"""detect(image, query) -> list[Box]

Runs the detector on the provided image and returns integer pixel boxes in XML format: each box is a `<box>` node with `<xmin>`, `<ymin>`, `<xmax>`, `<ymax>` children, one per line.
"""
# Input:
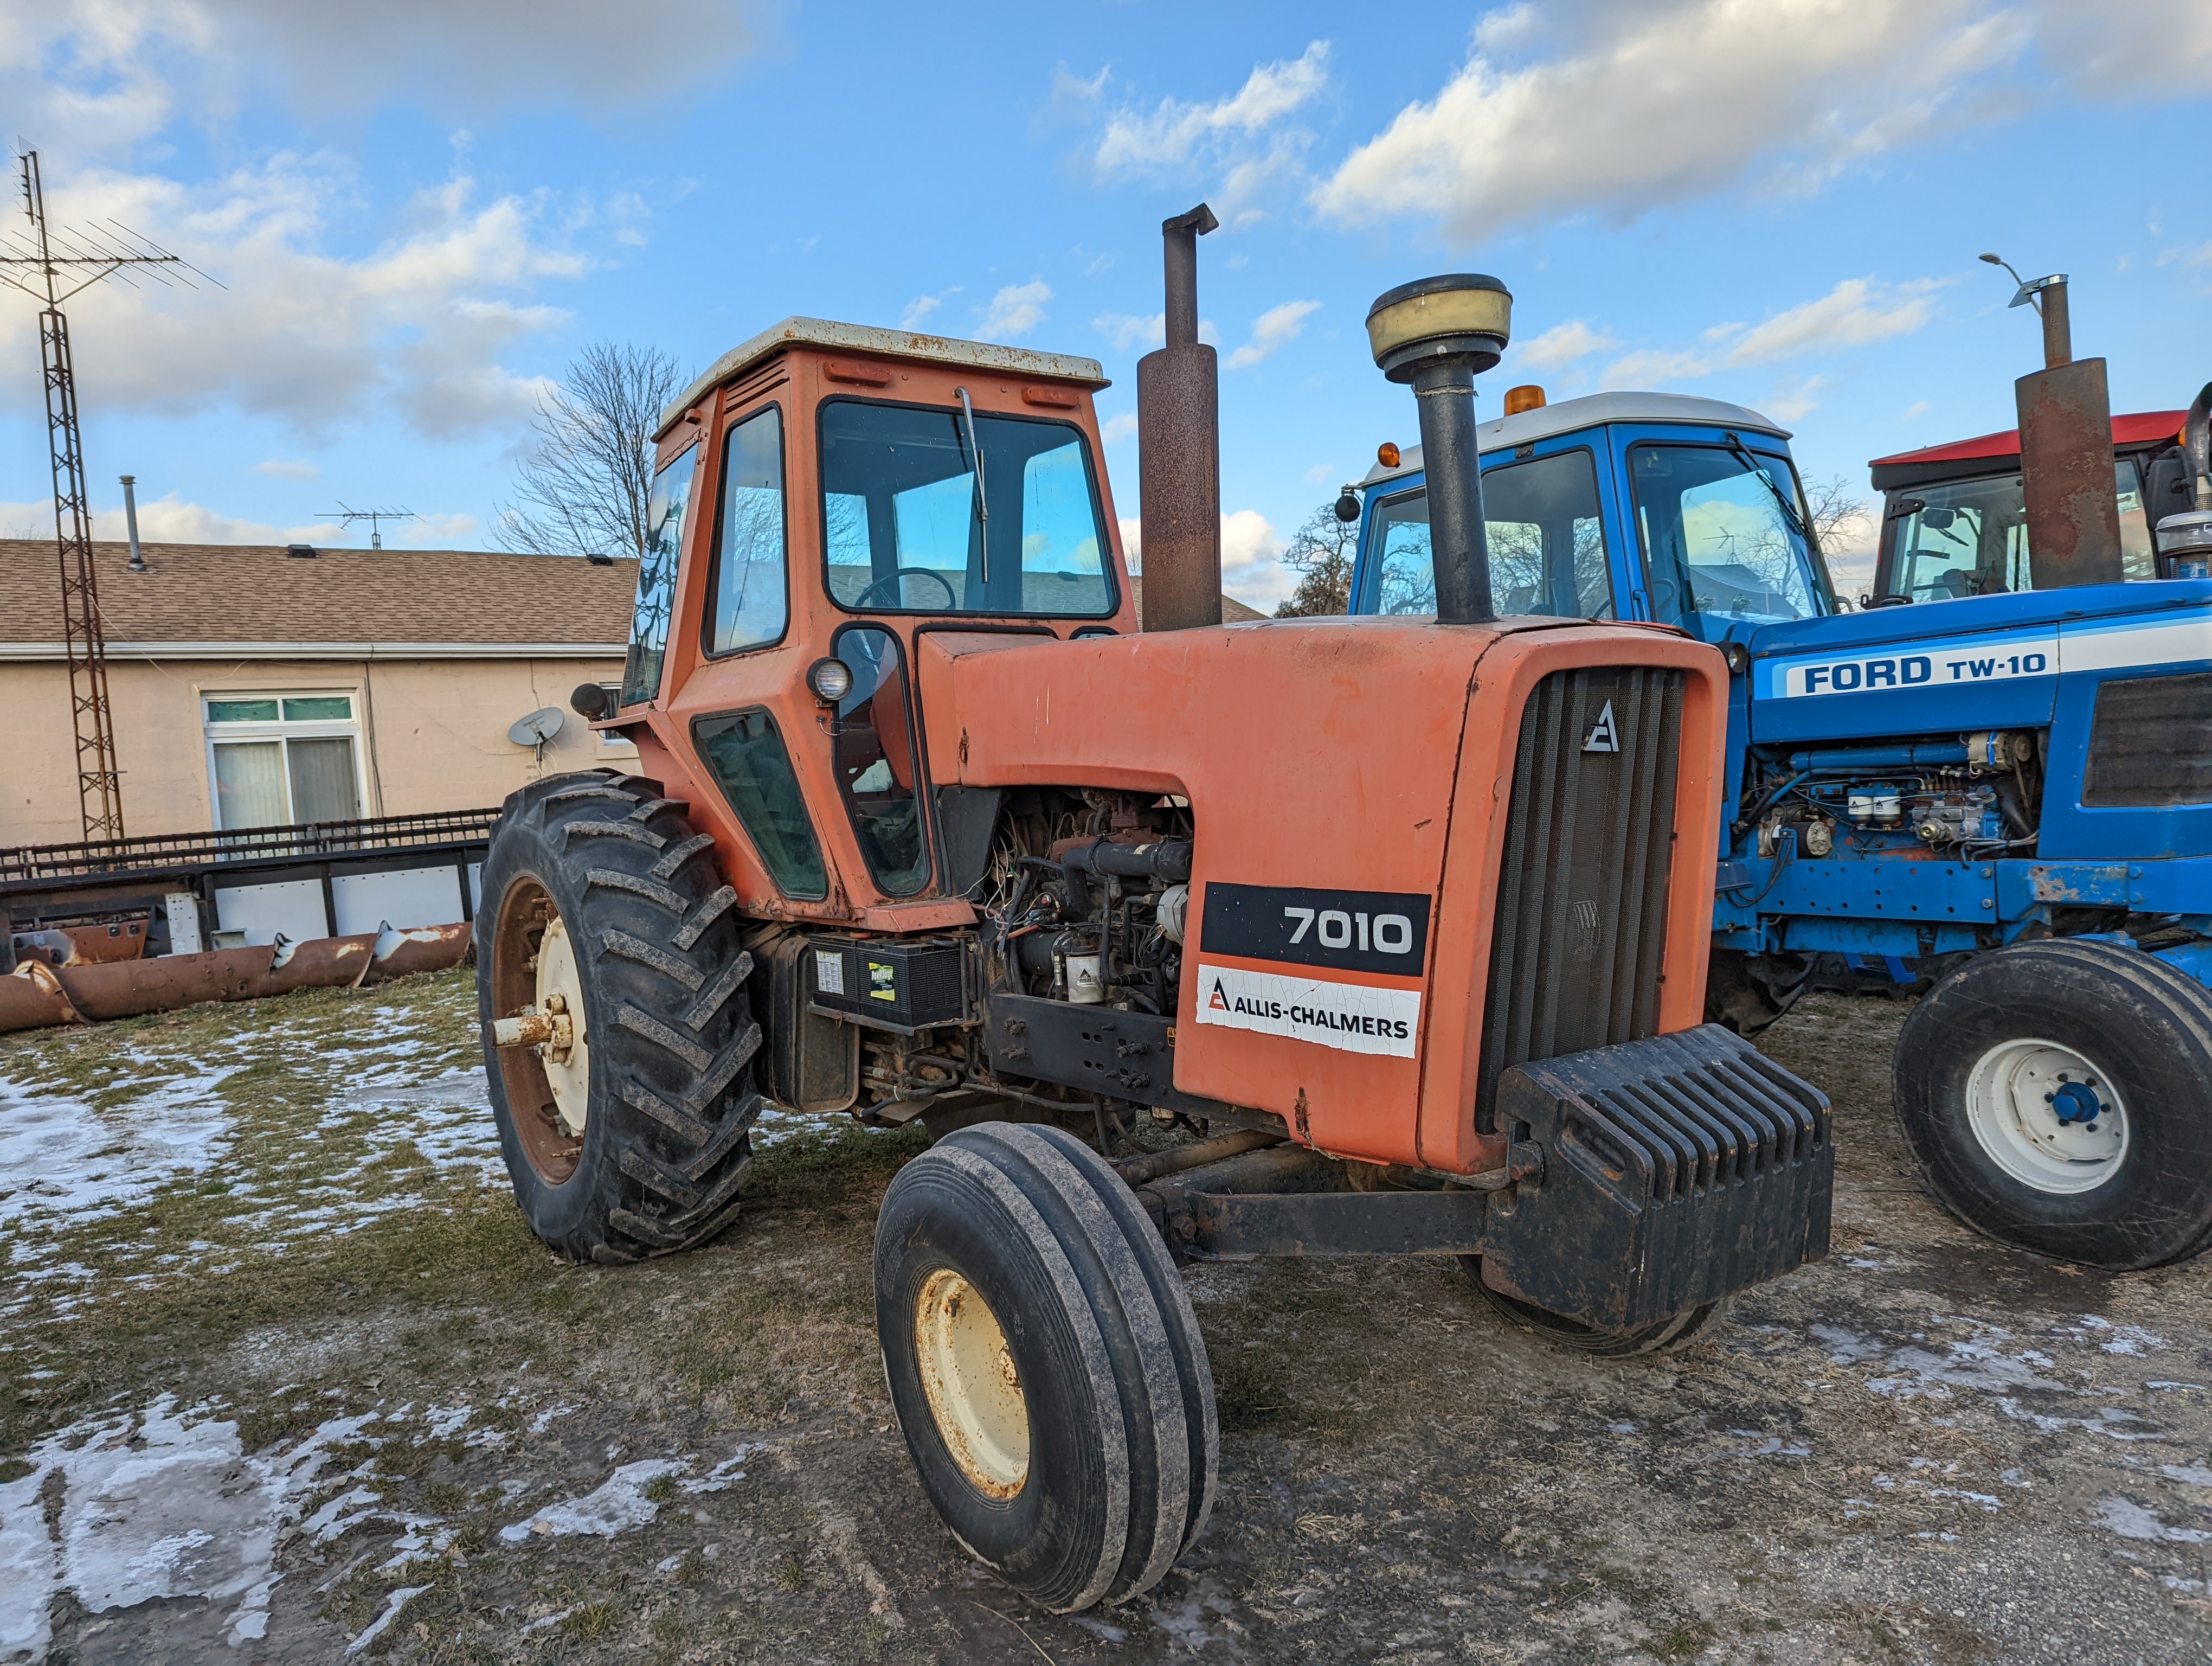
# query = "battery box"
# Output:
<box><xmin>806</xmin><ymin>935</ymin><xmax>972</xmax><ymax>1033</ymax></box>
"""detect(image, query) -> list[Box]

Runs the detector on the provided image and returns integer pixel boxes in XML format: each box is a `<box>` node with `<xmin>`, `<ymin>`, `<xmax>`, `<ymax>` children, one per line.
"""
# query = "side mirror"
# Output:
<box><xmin>1333</xmin><ymin>487</ymin><xmax>1360</xmax><ymax>524</ymax></box>
<box><xmin>570</xmin><ymin>683</ymin><xmax>614</xmax><ymax>721</ymax></box>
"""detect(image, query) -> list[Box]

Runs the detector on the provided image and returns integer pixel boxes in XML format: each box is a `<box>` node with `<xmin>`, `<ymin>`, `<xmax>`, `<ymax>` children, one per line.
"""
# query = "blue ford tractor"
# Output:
<box><xmin>1336</xmin><ymin>281</ymin><xmax>2212</xmax><ymax>1271</ymax></box>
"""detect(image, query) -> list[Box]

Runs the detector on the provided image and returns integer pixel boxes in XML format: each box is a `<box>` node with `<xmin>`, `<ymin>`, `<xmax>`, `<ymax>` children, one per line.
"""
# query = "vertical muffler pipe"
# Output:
<box><xmin>1365</xmin><ymin>275</ymin><xmax>1513</xmax><ymax>624</ymax></box>
<box><xmin>2008</xmin><ymin>274</ymin><xmax>2124</xmax><ymax>588</ymax></box>
<box><xmin>1136</xmin><ymin>203</ymin><xmax>1221</xmax><ymax>631</ymax></box>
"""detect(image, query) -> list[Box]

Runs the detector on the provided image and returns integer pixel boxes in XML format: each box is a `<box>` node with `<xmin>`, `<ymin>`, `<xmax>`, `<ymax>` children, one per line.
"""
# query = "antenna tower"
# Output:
<box><xmin>0</xmin><ymin>149</ymin><xmax>216</xmax><ymax>839</ymax></box>
<box><xmin>318</xmin><ymin>503</ymin><xmax>419</xmax><ymax>550</ymax></box>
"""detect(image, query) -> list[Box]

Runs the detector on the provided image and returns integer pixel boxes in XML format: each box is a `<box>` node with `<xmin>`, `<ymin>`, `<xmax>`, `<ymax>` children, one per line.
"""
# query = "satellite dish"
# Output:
<box><xmin>509</xmin><ymin>707</ymin><xmax>565</xmax><ymax>747</ymax></box>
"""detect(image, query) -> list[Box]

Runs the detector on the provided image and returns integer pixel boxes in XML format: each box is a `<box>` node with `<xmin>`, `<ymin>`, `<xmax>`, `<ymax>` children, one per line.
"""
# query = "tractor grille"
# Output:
<box><xmin>1477</xmin><ymin>665</ymin><xmax>1686</xmax><ymax>1126</ymax></box>
<box><xmin>2084</xmin><ymin>671</ymin><xmax>2212</xmax><ymax>808</ymax></box>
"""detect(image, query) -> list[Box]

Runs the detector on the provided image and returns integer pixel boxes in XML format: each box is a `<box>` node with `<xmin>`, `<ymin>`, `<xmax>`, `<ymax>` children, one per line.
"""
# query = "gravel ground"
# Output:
<box><xmin>2</xmin><ymin>970</ymin><xmax>2208</xmax><ymax>1664</ymax></box>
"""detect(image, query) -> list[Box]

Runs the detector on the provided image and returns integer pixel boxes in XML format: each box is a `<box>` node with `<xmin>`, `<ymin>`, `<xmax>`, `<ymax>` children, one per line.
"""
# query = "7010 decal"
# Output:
<box><xmin>1203</xmin><ymin>882</ymin><xmax>1431</xmax><ymax>977</ymax></box>
<box><xmin>1283</xmin><ymin>906</ymin><xmax>1417</xmax><ymax>956</ymax></box>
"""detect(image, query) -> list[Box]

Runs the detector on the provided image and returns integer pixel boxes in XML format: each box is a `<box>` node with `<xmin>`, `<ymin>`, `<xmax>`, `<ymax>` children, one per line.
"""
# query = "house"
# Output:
<box><xmin>0</xmin><ymin>541</ymin><xmax>638</xmax><ymax>849</ymax></box>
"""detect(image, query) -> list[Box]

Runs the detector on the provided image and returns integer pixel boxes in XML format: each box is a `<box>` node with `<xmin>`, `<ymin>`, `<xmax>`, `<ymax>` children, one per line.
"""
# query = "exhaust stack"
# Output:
<box><xmin>1136</xmin><ymin>204</ymin><xmax>1220</xmax><ymax>632</ymax></box>
<box><xmin>1985</xmin><ymin>264</ymin><xmax>2125</xmax><ymax>588</ymax></box>
<box><xmin>1366</xmin><ymin>275</ymin><xmax>1513</xmax><ymax>625</ymax></box>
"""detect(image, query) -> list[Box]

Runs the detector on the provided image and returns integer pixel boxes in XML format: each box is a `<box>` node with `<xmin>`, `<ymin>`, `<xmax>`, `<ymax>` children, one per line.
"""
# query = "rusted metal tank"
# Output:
<box><xmin>0</xmin><ymin>921</ymin><xmax>472</xmax><ymax>1034</ymax></box>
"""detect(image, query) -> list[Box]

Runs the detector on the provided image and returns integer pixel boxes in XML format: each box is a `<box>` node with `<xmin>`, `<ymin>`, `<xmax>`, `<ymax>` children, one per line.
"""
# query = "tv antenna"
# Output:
<box><xmin>0</xmin><ymin>148</ymin><xmax>218</xmax><ymax>840</ymax></box>
<box><xmin>319</xmin><ymin>503</ymin><xmax>418</xmax><ymax>549</ymax></box>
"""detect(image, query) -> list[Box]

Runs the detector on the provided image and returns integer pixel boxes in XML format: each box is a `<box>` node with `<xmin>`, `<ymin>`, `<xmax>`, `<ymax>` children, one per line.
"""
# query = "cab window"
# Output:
<box><xmin>620</xmin><ymin>444</ymin><xmax>698</xmax><ymax>704</ymax></box>
<box><xmin>704</xmin><ymin>405</ymin><xmax>787</xmax><ymax>655</ymax></box>
<box><xmin>692</xmin><ymin>708</ymin><xmax>827</xmax><ymax>899</ymax></box>
<box><xmin>1882</xmin><ymin>459</ymin><xmax>2153</xmax><ymax>601</ymax></box>
<box><xmin>827</xmin><ymin>625</ymin><xmax>930</xmax><ymax>896</ymax></box>
<box><xmin>819</xmin><ymin>400</ymin><xmax>1115</xmax><ymax>617</ymax></box>
<box><xmin>1356</xmin><ymin>448</ymin><xmax>1612</xmax><ymax>618</ymax></box>
<box><xmin>1630</xmin><ymin>444</ymin><xmax>1821</xmax><ymax>626</ymax></box>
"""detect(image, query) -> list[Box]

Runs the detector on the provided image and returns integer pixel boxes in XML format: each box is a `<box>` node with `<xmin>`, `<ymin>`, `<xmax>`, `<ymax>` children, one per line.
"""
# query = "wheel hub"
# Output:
<box><xmin>1965</xmin><ymin>1037</ymin><xmax>2129</xmax><ymax>1195</ymax></box>
<box><xmin>533</xmin><ymin>913</ymin><xmax>591</xmax><ymax>1137</ymax></box>
<box><xmin>912</xmin><ymin>1268</ymin><xmax>1030</xmax><ymax>1499</ymax></box>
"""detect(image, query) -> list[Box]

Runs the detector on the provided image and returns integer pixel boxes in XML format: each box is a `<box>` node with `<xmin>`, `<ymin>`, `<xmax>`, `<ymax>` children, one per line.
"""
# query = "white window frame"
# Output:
<box><xmin>594</xmin><ymin>684</ymin><xmax>638</xmax><ymax>755</ymax></box>
<box><xmin>203</xmin><ymin>690</ymin><xmax>371</xmax><ymax>829</ymax></box>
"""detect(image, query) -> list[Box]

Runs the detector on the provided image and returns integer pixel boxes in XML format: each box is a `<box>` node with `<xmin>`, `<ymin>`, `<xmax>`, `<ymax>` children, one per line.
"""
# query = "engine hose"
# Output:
<box><xmin>1731</xmin><ymin>769</ymin><xmax>1808</xmax><ymax>838</ymax></box>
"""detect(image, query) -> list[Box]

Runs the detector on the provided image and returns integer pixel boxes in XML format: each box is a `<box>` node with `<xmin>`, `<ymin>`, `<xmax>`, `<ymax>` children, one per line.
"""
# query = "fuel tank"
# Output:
<box><xmin>916</xmin><ymin>614</ymin><xmax>1729</xmax><ymax>1174</ymax></box>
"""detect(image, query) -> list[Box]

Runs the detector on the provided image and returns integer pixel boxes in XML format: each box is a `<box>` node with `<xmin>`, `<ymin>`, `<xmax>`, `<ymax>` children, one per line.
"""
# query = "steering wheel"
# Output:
<box><xmin>852</xmin><ymin>567</ymin><xmax>959</xmax><ymax>611</ymax></box>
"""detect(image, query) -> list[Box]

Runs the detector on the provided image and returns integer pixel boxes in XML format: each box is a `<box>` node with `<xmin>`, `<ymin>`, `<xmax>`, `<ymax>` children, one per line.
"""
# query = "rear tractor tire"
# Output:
<box><xmin>477</xmin><ymin>771</ymin><xmax>762</xmax><ymax>1264</ymax></box>
<box><xmin>875</xmin><ymin>1122</ymin><xmax>1218</xmax><ymax>1613</ymax></box>
<box><xmin>1894</xmin><ymin>938</ymin><xmax>2212</xmax><ymax>1270</ymax></box>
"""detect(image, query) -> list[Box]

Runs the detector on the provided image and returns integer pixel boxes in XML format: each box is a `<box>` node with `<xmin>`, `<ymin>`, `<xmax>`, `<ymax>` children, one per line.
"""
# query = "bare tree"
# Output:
<box><xmin>1802</xmin><ymin>471</ymin><xmax>1873</xmax><ymax>561</ymax></box>
<box><xmin>1273</xmin><ymin>499</ymin><xmax>1360</xmax><ymax>617</ymax></box>
<box><xmin>498</xmin><ymin>342</ymin><xmax>684</xmax><ymax>558</ymax></box>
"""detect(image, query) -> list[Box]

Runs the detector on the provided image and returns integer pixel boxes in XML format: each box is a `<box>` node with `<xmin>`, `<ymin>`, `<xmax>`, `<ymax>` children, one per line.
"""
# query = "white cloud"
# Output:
<box><xmin>1220</xmin><ymin>508</ymin><xmax>1293</xmax><ymax>608</ymax></box>
<box><xmin>1763</xmin><ymin>374</ymin><xmax>1828</xmax><ymax>424</ymax></box>
<box><xmin>0</xmin><ymin>155</ymin><xmax>584</xmax><ymax>438</ymax></box>
<box><xmin>1226</xmin><ymin>299</ymin><xmax>1320</xmax><ymax>370</ymax></box>
<box><xmin>1114</xmin><ymin>510</ymin><xmax>1291</xmax><ymax>607</ymax></box>
<box><xmin>978</xmin><ymin>279</ymin><xmax>1051</xmax><ymax>341</ymax></box>
<box><xmin>1303</xmin><ymin>462</ymin><xmax>1336</xmax><ymax>485</ymax></box>
<box><xmin>1513</xmin><ymin>319</ymin><xmax>1620</xmax><ymax>372</ymax></box>
<box><xmin>1722</xmin><ymin>277</ymin><xmax>1942</xmax><ymax>365</ymax></box>
<box><xmin>2035</xmin><ymin>0</ymin><xmax>2212</xmax><ymax>99</ymax></box>
<box><xmin>3</xmin><ymin>492</ymin><xmax>324</xmax><ymax>547</ymax></box>
<box><xmin>1313</xmin><ymin>1</ymin><xmax>2031</xmax><ymax>238</ymax></box>
<box><xmin>1095</xmin><ymin>42</ymin><xmax>1330</xmax><ymax>175</ymax></box>
<box><xmin>1095</xmin><ymin>311</ymin><xmax>1165</xmax><ymax>353</ymax></box>
<box><xmin>1091</xmin><ymin>311</ymin><xmax>1220</xmax><ymax>354</ymax></box>
<box><xmin>1597</xmin><ymin>275</ymin><xmax>1941</xmax><ymax>389</ymax></box>
<box><xmin>1902</xmin><ymin>399</ymin><xmax>1932</xmax><ymax>421</ymax></box>
<box><xmin>251</xmin><ymin>459</ymin><xmax>320</xmax><ymax>480</ymax></box>
<box><xmin>0</xmin><ymin>0</ymin><xmax>771</xmax><ymax>150</ymax></box>
<box><xmin>1600</xmin><ymin>347</ymin><xmax>1713</xmax><ymax>387</ymax></box>
<box><xmin>1101</xmin><ymin>412</ymin><xmax>1139</xmax><ymax>444</ymax></box>
<box><xmin>900</xmin><ymin>288</ymin><xmax>961</xmax><ymax>331</ymax></box>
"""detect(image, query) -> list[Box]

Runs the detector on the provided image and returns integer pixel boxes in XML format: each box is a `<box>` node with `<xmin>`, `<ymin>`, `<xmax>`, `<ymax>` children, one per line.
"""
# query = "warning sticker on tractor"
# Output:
<box><xmin>813</xmin><ymin>950</ymin><xmax>845</xmax><ymax>996</ymax></box>
<box><xmin>1193</xmin><ymin>962</ymin><xmax>1420</xmax><ymax>1058</ymax></box>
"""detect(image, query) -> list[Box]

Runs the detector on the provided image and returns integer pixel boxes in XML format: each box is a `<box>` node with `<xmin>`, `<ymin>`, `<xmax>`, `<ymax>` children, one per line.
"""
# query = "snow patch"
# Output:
<box><xmin>2095</xmin><ymin>1496</ymin><xmax>2211</xmax><ymax>1543</ymax></box>
<box><xmin>499</xmin><ymin>1459</ymin><xmax>686</xmax><ymax>1542</ymax></box>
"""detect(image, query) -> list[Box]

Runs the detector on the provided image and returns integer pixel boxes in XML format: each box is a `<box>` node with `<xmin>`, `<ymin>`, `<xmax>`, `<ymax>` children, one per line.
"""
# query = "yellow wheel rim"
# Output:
<box><xmin>914</xmin><ymin>1268</ymin><xmax>1030</xmax><ymax>1498</ymax></box>
<box><xmin>534</xmin><ymin>912</ymin><xmax>591</xmax><ymax>1137</ymax></box>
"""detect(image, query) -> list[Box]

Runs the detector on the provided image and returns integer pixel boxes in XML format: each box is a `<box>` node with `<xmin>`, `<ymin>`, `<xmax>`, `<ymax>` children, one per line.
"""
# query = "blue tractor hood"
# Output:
<box><xmin>1743</xmin><ymin>579</ymin><xmax>2212</xmax><ymax>747</ymax></box>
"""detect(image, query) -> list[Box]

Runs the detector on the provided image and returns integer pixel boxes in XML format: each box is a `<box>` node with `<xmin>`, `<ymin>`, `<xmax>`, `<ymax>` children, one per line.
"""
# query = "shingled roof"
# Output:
<box><xmin>0</xmin><ymin>541</ymin><xmax>638</xmax><ymax>657</ymax></box>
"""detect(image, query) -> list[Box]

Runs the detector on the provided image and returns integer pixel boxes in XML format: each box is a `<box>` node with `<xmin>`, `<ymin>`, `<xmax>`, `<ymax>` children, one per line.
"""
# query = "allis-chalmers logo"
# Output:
<box><xmin>1582</xmin><ymin>699</ymin><xmax>1621</xmax><ymax>753</ymax></box>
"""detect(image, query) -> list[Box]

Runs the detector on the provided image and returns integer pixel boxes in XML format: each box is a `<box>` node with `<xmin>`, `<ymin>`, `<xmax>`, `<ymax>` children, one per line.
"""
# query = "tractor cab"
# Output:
<box><xmin>1867</xmin><ymin>408</ymin><xmax>2192</xmax><ymax>601</ymax></box>
<box><xmin>1343</xmin><ymin>389</ymin><xmax>1835</xmax><ymax>649</ymax></box>
<box><xmin>590</xmin><ymin>318</ymin><xmax>1134</xmax><ymax>925</ymax></box>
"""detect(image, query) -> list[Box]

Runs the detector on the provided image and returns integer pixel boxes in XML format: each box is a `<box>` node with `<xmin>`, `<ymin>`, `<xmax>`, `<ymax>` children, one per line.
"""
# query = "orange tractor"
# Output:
<box><xmin>478</xmin><ymin>207</ymin><xmax>1833</xmax><ymax>1611</ymax></box>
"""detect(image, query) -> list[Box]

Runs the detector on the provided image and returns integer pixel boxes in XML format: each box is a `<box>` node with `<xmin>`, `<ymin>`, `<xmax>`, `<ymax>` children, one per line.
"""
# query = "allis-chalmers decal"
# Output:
<box><xmin>1194</xmin><ymin>963</ymin><xmax>1422</xmax><ymax>1058</ymax></box>
<box><xmin>1195</xmin><ymin>883</ymin><xmax>1429</xmax><ymax>1057</ymax></box>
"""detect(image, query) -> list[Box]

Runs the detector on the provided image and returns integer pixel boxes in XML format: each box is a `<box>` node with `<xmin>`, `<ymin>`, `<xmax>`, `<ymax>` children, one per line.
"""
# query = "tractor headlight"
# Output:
<box><xmin>808</xmin><ymin>657</ymin><xmax>854</xmax><ymax>704</ymax></box>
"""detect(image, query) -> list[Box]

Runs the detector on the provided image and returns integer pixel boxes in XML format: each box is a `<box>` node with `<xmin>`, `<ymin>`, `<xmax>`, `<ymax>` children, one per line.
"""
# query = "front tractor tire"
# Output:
<box><xmin>478</xmin><ymin>772</ymin><xmax>761</xmax><ymax>1264</ymax></box>
<box><xmin>1894</xmin><ymin>938</ymin><xmax>2212</xmax><ymax>1270</ymax></box>
<box><xmin>875</xmin><ymin>1123</ymin><xmax>1218</xmax><ymax>1613</ymax></box>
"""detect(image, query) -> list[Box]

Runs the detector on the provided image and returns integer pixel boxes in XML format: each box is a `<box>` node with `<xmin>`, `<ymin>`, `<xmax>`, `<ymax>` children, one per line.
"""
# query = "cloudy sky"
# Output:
<box><xmin>3</xmin><ymin>0</ymin><xmax>2208</xmax><ymax>606</ymax></box>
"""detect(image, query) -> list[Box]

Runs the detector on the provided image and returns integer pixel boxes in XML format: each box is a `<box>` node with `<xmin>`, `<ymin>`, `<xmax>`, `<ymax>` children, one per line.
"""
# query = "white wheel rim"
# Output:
<box><xmin>1964</xmin><ymin>1036</ymin><xmax>2129</xmax><ymax>1195</ymax></box>
<box><xmin>914</xmin><ymin>1268</ymin><xmax>1030</xmax><ymax>1498</ymax></box>
<box><xmin>535</xmin><ymin>912</ymin><xmax>591</xmax><ymax>1137</ymax></box>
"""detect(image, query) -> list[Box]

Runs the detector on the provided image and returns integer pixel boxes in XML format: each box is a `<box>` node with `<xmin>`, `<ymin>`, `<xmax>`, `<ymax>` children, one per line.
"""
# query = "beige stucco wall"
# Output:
<box><xmin>1</xmin><ymin>655</ymin><xmax>628</xmax><ymax>848</ymax></box>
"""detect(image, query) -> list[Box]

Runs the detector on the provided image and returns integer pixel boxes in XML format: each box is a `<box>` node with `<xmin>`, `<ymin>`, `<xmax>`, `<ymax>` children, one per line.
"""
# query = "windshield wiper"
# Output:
<box><xmin>1724</xmin><ymin>433</ymin><xmax>1811</xmax><ymax>547</ymax></box>
<box><xmin>955</xmin><ymin>386</ymin><xmax>990</xmax><ymax>584</ymax></box>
